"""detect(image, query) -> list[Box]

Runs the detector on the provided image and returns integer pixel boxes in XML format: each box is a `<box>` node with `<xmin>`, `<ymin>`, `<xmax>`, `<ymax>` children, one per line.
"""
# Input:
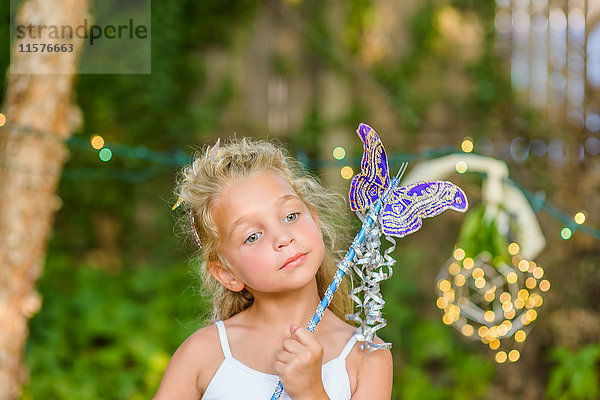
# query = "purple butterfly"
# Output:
<box><xmin>349</xmin><ymin>123</ymin><xmax>468</xmax><ymax>238</ymax></box>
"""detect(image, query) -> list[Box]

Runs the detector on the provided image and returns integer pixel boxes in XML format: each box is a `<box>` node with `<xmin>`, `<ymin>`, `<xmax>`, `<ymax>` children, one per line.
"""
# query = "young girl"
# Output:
<box><xmin>154</xmin><ymin>138</ymin><xmax>393</xmax><ymax>399</ymax></box>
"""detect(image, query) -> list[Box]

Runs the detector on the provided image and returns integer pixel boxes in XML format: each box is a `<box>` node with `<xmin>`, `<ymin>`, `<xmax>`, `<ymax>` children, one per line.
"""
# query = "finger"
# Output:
<box><xmin>290</xmin><ymin>323</ymin><xmax>299</xmax><ymax>335</ymax></box>
<box><xmin>272</xmin><ymin>359</ymin><xmax>285</xmax><ymax>375</ymax></box>
<box><xmin>274</xmin><ymin>349</ymin><xmax>294</xmax><ymax>363</ymax></box>
<box><xmin>282</xmin><ymin>337</ymin><xmax>304</xmax><ymax>353</ymax></box>
<box><xmin>290</xmin><ymin>326</ymin><xmax>317</xmax><ymax>346</ymax></box>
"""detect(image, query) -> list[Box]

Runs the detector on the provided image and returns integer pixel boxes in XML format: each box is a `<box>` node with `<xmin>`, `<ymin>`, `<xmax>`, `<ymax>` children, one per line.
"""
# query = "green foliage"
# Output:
<box><xmin>22</xmin><ymin>255</ymin><xmax>207</xmax><ymax>400</ymax></box>
<box><xmin>457</xmin><ymin>204</ymin><xmax>509</xmax><ymax>263</ymax></box>
<box><xmin>546</xmin><ymin>345</ymin><xmax>600</xmax><ymax>400</ymax></box>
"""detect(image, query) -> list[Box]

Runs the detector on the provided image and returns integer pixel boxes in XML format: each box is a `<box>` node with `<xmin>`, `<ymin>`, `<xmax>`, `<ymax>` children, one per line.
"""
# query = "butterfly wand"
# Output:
<box><xmin>270</xmin><ymin>123</ymin><xmax>468</xmax><ymax>400</ymax></box>
<box><xmin>270</xmin><ymin>163</ymin><xmax>408</xmax><ymax>400</ymax></box>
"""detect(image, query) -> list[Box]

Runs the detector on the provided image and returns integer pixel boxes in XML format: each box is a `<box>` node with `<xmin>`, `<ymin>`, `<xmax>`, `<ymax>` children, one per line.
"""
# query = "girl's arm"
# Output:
<box><xmin>351</xmin><ymin>343</ymin><xmax>393</xmax><ymax>400</ymax></box>
<box><xmin>153</xmin><ymin>327</ymin><xmax>221</xmax><ymax>400</ymax></box>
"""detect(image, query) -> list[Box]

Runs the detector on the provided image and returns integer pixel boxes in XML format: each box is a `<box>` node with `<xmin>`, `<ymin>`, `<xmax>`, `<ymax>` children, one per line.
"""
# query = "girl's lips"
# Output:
<box><xmin>281</xmin><ymin>253</ymin><xmax>307</xmax><ymax>270</ymax></box>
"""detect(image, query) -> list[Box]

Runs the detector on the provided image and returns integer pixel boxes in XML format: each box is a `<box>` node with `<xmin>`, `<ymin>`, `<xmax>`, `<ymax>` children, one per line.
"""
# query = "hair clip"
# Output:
<box><xmin>172</xmin><ymin>196</ymin><xmax>184</xmax><ymax>210</ymax></box>
<box><xmin>209</xmin><ymin>137</ymin><xmax>221</xmax><ymax>157</ymax></box>
<box><xmin>190</xmin><ymin>210</ymin><xmax>203</xmax><ymax>249</ymax></box>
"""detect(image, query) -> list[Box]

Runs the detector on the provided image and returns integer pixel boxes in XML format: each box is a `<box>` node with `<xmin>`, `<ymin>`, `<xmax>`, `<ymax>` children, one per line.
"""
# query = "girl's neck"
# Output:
<box><xmin>242</xmin><ymin>280</ymin><xmax>321</xmax><ymax>331</ymax></box>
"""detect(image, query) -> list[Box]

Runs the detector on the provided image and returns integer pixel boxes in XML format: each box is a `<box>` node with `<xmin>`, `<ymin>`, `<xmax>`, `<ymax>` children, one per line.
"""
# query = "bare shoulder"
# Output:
<box><xmin>318</xmin><ymin>311</ymin><xmax>359</xmax><ymax>354</ymax></box>
<box><xmin>153</xmin><ymin>324</ymin><xmax>224</xmax><ymax>400</ymax></box>
<box><xmin>346</xmin><ymin>335</ymin><xmax>393</xmax><ymax>400</ymax></box>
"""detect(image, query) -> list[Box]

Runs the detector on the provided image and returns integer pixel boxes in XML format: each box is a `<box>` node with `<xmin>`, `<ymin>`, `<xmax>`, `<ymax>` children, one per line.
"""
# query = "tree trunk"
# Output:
<box><xmin>0</xmin><ymin>0</ymin><xmax>90</xmax><ymax>398</ymax></box>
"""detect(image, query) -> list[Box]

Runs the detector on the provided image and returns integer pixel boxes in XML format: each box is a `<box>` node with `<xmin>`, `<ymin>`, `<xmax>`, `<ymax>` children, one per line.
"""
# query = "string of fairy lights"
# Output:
<box><xmin>0</xmin><ymin>113</ymin><xmax>598</xmax><ymax>241</ymax></box>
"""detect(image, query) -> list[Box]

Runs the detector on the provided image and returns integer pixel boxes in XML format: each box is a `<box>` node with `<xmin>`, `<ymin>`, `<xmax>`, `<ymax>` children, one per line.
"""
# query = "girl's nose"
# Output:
<box><xmin>274</xmin><ymin>229</ymin><xmax>294</xmax><ymax>249</ymax></box>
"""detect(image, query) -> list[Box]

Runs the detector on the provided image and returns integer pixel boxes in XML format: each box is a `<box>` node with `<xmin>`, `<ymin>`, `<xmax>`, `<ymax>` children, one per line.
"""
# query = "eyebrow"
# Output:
<box><xmin>228</xmin><ymin>194</ymin><xmax>301</xmax><ymax>238</ymax></box>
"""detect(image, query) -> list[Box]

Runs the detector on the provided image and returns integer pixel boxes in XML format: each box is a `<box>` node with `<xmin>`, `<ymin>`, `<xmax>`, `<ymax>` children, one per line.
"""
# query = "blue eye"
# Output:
<box><xmin>286</xmin><ymin>213</ymin><xmax>298</xmax><ymax>222</ymax></box>
<box><xmin>245</xmin><ymin>232</ymin><xmax>261</xmax><ymax>244</ymax></box>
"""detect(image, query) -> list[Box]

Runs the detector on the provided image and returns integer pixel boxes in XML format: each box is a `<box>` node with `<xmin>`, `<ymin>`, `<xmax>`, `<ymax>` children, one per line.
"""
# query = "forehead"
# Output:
<box><xmin>212</xmin><ymin>172</ymin><xmax>299</xmax><ymax>228</ymax></box>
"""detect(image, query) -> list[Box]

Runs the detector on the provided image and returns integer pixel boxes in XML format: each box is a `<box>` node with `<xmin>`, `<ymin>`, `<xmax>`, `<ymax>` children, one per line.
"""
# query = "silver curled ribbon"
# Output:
<box><xmin>345</xmin><ymin>209</ymin><xmax>397</xmax><ymax>351</ymax></box>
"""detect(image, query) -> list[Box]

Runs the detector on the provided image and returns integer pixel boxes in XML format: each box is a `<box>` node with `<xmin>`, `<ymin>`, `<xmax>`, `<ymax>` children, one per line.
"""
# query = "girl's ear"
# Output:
<box><xmin>208</xmin><ymin>261</ymin><xmax>245</xmax><ymax>292</ymax></box>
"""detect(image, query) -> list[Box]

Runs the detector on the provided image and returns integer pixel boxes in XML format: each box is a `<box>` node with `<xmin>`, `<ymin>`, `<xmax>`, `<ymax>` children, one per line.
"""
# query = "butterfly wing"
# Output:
<box><xmin>381</xmin><ymin>181</ymin><xmax>468</xmax><ymax>237</ymax></box>
<box><xmin>349</xmin><ymin>123</ymin><xmax>391</xmax><ymax>211</ymax></box>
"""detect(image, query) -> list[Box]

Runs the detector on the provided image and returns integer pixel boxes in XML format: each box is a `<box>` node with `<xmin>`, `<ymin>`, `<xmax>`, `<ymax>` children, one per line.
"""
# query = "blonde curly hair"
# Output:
<box><xmin>174</xmin><ymin>137</ymin><xmax>352</xmax><ymax>322</ymax></box>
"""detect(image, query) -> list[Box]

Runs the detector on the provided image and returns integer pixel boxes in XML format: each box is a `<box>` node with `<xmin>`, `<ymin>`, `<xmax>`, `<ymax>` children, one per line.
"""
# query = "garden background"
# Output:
<box><xmin>1</xmin><ymin>0</ymin><xmax>599</xmax><ymax>399</ymax></box>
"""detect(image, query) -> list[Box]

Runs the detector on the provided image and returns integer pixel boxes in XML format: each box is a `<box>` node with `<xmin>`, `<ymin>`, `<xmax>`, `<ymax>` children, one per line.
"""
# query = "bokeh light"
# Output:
<box><xmin>0</xmin><ymin>113</ymin><xmax>6</xmax><ymax>127</ymax></box>
<box><xmin>508</xmin><ymin>349</ymin><xmax>520</xmax><ymax>362</ymax></box>
<box><xmin>340</xmin><ymin>166</ymin><xmax>353</xmax><ymax>179</ymax></box>
<box><xmin>453</xmin><ymin>248</ymin><xmax>466</xmax><ymax>260</ymax></box>
<box><xmin>574</xmin><ymin>212</ymin><xmax>586</xmax><ymax>224</ymax></box>
<box><xmin>455</xmin><ymin>160</ymin><xmax>468</xmax><ymax>173</ymax></box>
<box><xmin>91</xmin><ymin>135</ymin><xmax>105</xmax><ymax>150</ymax></box>
<box><xmin>496</xmin><ymin>351</ymin><xmax>507</xmax><ymax>363</ymax></box>
<box><xmin>461</xmin><ymin>138</ymin><xmax>474</xmax><ymax>153</ymax></box>
<box><xmin>560</xmin><ymin>227</ymin><xmax>572</xmax><ymax>239</ymax></box>
<box><xmin>99</xmin><ymin>148</ymin><xmax>113</xmax><ymax>162</ymax></box>
<box><xmin>508</xmin><ymin>242</ymin><xmax>520</xmax><ymax>255</ymax></box>
<box><xmin>332</xmin><ymin>146</ymin><xmax>346</xmax><ymax>160</ymax></box>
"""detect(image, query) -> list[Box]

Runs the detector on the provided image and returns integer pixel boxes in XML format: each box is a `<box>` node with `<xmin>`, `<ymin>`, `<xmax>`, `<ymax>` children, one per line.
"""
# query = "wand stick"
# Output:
<box><xmin>269</xmin><ymin>162</ymin><xmax>408</xmax><ymax>400</ymax></box>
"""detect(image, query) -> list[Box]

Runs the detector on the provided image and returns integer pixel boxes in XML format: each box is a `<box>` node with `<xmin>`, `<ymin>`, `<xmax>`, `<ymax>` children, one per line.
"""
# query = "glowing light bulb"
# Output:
<box><xmin>340</xmin><ymin>166</ymin><xmax>354</xmax><ymax>180</ymax></box>
<box><xmin>442</xmin><ymin>313</ymin><xmax>454</xmax><ymax>325</ymax></box>
<box><xmin>478</xmin><ymin>326</ymin><xmax>489</xmax><ymax>337</ymax></box>
<box><xmin>456</xmin><ymin>161</ymin><xmax>468</xmax><ymax>173</ymax></box>
<box><xmin>526</xmin><ymin>309</ymin><xmax>537</xmax><ymax>321</ymax></box>
<box><xmin>443</xmin><ymin>289</ymin><xmax>455</xmax><ymax>302</ymax></box>
<box><xmin>463</xmin><ymin>257</ymin><xmax>474</xmax><ymax>269</ymax></box>
<box><xmin>454</xmin><ymin>274</ymin><xmax>466</xmax><ymax>286</ymax></box>
<box><xmin>499</xmin><ymin>292</ymin><xmax>511</xmax><ymax>303</ymax></box>
<box><xmin>461</xmin><ymin>138</ymin><xmax>474</xmax><ymax>153</ymax></box>
<box><xmin>438</xmin><ymin>279</ymin><xmax>451</xmax><ymax>292</ymax></box>
<box><xmin>497</xmin><ymin>325</ymin><xmax>508</xmax><ymax>336</ymax></box>
<box><xmin>99</xmin><ymin>148</ymin><xmax>112</xmax><ymax>162</ymax></box>
<box><xmin>461</xmin><ymin>324</ymin><xmax>474</xmax><ymax>336</ymax></box>
<box><xmin>332</xmin><ymin>146</ymin><xmax>346</xmax><ymax>160</ymax></box>
<box><xmin>508</xmin><ymin>243</ymin><xmax>520</xmax><ymax>255</ymax></box>
<box><xmin>496</xmin><ymin>351</ymin><xmax>507</xmax><ymax>363</ymax></box>
<box><xmin>518</xmin><ymin>260</ymin><xmax>529</xmax><ymax>272</ymax></box>
<box><xmin>514</xmin><ymin>298</ymin><xmax>525</xmax><ymax>309</ymax></box>
<box><xmin>453</xmin><ymin>248</ymin><xmax>465</xmax><ymax>260</ymax></box>
<box><xmin>91</xmin><ymin>134</ymin><xmax>105</xmax><ymax>150</ymax></box>
<box><xmin>448</xmin><ymin>262</ymin><xmax>461</xmax><ymax>275</ymax></box>
<box><xmin>574</xmin><ymin>212</ymin><xmax>585</xmax><ymax>224</ymax></box>
<box><xmin>472</xmin><ymin>268</ymin><xmax>484</xmax><ymax>279</ymax></box>
<box><xmin>508</xmin><ymin>349</ymin><xmax>520</xmax><ymax>362</ymax></box>
<box><xmin>436</xmin><ymin>297</ymin><xmax>448</xmax><ymax>309</ymax></box>
<box><xmin>518</xmin><ymin>289</ymin><xmax>529</xmax><ymax>300</ymax></box>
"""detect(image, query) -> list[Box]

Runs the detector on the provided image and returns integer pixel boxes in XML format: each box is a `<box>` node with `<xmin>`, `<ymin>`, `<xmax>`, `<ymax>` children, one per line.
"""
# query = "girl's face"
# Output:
<box><xmin>211</xmin><ymin>172</ymin><xmax>325</xmax><ymax>294</ymax></box>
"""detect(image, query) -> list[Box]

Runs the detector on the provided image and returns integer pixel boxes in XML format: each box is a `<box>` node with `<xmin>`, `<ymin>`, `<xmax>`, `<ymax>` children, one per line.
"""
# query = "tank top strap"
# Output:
<box><xmin>214</xmin><ymin>321</ymin><xmax>233</xmax><ymax>359</ymax></box>
<box><xmin>338</xmin><ymin>334</ymin><xmax>358</xmax><ymax>360</ymax></box>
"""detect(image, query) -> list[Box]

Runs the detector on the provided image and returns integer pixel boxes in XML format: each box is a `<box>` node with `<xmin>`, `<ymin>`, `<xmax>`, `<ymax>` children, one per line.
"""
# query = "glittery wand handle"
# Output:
<box><xmin>269</xmin><ymin>164</ymin><xmax>407</xmax><ymax>400</ymax></box>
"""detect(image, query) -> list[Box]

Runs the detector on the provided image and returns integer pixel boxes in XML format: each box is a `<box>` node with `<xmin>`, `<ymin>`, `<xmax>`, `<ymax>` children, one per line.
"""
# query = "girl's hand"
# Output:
<box><xmin>273</xmin><ymin>325</ymin><xmax>329</xmax><ymax>400</ymax></box>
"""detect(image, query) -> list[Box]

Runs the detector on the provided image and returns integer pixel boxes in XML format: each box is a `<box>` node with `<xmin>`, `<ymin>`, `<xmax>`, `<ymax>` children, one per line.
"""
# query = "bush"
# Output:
<box><xmin>22</xmin><ymin>254</ymin><xmax>207</xmax><ymax>400</ymax></box>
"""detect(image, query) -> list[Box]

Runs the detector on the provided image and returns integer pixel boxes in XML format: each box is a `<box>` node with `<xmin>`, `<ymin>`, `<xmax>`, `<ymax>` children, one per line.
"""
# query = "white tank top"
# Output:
<box><xmin>202</xmin><ymin>320</ymin><xmax>357</xmax><ymax>400</ymax></box>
